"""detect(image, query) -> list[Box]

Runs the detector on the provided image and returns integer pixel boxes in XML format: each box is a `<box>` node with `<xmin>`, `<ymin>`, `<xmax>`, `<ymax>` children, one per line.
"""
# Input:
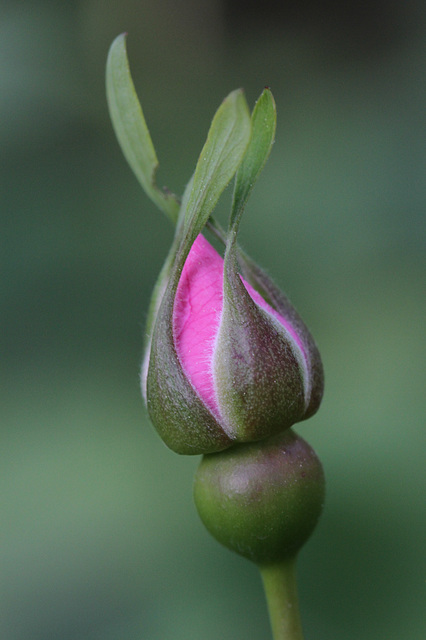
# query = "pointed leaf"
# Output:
<box><xmin>182</xmin><ymin>89</ymin><xmax>251</xmax><ymax>246</ymax></box>
<box><xmin>230</xmin><ymin>88</ymin><xmax>276</xmax><ymax>232</ymax></box>
<box><xmin>106</xmin><ymin>34</ymin><xmax>180</xmax><ymax>222</ymax></box>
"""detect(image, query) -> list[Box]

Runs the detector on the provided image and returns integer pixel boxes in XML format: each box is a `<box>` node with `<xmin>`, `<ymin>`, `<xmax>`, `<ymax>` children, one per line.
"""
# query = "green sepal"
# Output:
<box><xmin>230</xmin><ymin>88</ymin><xmax>276</xmax><ymax>231</ymax></box>
<box><xmin>141</xmin><ymin>172</ymin><xmax>196</xmax><ymax>400</ymax></box>
<box><xmin>213</xmin><ymin>89</ymin><xmax>305</xmax><ymax>440</ymax></box>
<box><xmin>180</xmin><ymin>89</ymin><xmax>251</xmax><ymax>253</ymax></box>
<box><xmin>106</xmin><ymin>33</ymin><xmax>180</xmax><ymax>223</ymax></box>
<box><xmin>146</xmin><ymin>89</ymin><xmax>251</xmax><ymax>454</ymax></box>
<box><xmin>213</xmin><ymin>281</ymin><xmax>306</xmax><ymax>440</ymax></box>
<box><xmin>236</xmin><ymin>251</ymin><xmax>324</xmax><ymax>419</ymax></box>
<box><xmin>140</xmin><ymin>236</ymin><xmax>176</xmax><ymax>402</ymax></box>
<box><xmin>144</xmin><ymin>179</ymin><xmax>230</xmax><ymax>454</ymax></box>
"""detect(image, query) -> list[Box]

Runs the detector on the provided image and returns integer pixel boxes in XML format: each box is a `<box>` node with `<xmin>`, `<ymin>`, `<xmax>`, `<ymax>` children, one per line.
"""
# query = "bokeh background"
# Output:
<box><xmin>2</xmin><ymin>1</ymin><xmax>425</xmax><ymax>639</ymax></box>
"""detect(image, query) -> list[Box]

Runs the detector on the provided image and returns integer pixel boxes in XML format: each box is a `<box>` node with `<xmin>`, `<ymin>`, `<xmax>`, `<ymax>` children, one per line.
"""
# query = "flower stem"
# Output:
<box><xmin>259</xmin><ymin>557</ymin><xmax>305</xmax><ymax>640</ymax></box>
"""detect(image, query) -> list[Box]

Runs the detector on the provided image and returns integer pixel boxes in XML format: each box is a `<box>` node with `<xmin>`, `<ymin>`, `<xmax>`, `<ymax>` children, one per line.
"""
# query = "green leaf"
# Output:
<box><xmin>181</xmin><ymin>89</ymin><xmax>251</xmax><ymax>246</ymax></box>
<box><xmin>222</xmin><ymin>89</ymin><xmax>276</xmax><ymax>314</ymax></box>
<box><xmin>106</xmin><ymin>34</ymin><xmax>180</xmax><ymax>223</ymax></box>
<box><xmin>230</xmin><ymin>88</ymin><xmax>276</xmax><ymax>232</ymax></box>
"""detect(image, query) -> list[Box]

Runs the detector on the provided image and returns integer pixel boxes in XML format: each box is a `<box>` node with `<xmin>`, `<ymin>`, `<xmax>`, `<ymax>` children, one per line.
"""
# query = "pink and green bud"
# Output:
<box><xmin>142</xmin><ymin>228</ymin><xmax>323</xmax><ymax>454</ymax></box>
<box><xmin>140</xmin><ymin>90</ymin><xmax>323</xmax><ymax>455</ymax></box>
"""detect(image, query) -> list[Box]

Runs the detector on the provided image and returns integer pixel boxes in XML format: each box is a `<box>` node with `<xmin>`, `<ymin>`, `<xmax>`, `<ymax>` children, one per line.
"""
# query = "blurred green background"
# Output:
<box><xmin>2</xmin><ymin>1</ymin><xmax>425</xmax><ymax>639</ymax></box>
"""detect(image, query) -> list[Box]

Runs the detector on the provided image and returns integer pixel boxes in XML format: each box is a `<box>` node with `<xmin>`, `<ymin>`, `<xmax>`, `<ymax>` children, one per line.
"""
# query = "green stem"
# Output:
<box><xmin>259</xmin><ymin>557</ymin><xmax>304</xmax><ymax>640</ymax></box>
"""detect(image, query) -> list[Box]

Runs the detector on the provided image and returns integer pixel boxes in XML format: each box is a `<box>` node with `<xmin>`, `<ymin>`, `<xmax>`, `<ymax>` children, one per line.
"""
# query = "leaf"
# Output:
<box><xmin>229</xmin><ymin>88</ymin><xmax>276</xmax><ymax>232</ymax></box>
<box><xmin>222</xmin><ymin>89</ymin><xmax>276</xmax><ymax>314</ymax></box>
<box><xmin>106</xmin><ymin>33</ymin><xmax>180</xmax><ymax>223</ymax></box>
<box><xmin>181</xmin><ymin>89</ymin><xmax>251</xmax><ymax>246</ymax></box>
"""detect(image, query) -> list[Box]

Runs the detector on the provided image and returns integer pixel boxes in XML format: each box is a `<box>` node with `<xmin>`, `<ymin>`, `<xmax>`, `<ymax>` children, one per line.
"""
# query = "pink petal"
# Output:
<box><xmin>173</xmin><ymin>234</ymin><xmax>224</xmax><ymax>417</ymax></box>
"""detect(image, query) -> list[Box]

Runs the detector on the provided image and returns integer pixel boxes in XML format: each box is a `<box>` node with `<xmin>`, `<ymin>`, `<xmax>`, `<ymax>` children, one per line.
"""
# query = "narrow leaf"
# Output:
<box><xmin>182</xmin><ymin>89</ymin><xmax>251</xmax><ymax>244</ymax></box>
<box><xmin>106</xmin><ymin>34</ymin><xmax>180</xmax><ymax>222</ymax></box>
<box><xmin>230</xmin><ymin>88</ymin><xmax>276</xmax><ymax>231</ymax></box>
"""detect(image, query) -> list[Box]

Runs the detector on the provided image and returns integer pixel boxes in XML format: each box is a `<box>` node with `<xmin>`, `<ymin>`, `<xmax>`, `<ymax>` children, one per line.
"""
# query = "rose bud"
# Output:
<box><xmin>143</xmin><ymin>230</ymin><xmax>323</xmax><ymax>455</ymax></box>
<box><xmin>140</xmin><ymin>88</ymin><xmax>323</xmax><ymax>455</ymax></box>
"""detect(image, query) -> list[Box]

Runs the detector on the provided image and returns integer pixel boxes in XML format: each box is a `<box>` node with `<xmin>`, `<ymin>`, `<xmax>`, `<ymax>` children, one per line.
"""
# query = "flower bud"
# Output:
<box><xmin>142</xmin><ymin>231</ymin><xmax>323</xmax><ymax>454</ymax></box>
<box><xmin>125</xmin><ymin>84</ymin><xmax>324</xmax><ymax>454</ymax></box>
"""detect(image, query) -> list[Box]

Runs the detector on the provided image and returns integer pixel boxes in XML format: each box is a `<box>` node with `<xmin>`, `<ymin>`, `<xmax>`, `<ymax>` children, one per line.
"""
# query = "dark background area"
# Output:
<box><xmin>1</xmin><ymin>1</ymin><xmax>425</xmax><ymax>639</ymax></box>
